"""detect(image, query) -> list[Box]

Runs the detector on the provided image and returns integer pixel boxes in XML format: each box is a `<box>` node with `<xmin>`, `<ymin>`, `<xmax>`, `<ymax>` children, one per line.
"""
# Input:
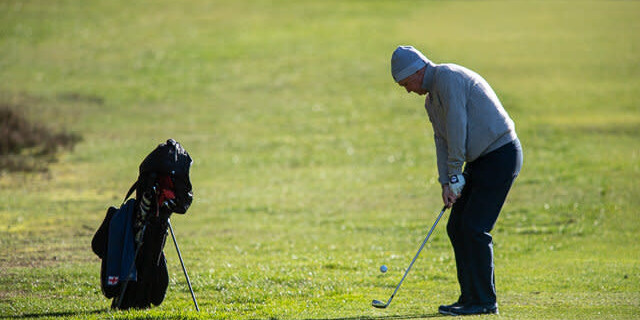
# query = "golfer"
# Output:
<box><xmin>390</xmin><ymin>46</ymin><xmax>523</xmax><ymax>316</ymax></box>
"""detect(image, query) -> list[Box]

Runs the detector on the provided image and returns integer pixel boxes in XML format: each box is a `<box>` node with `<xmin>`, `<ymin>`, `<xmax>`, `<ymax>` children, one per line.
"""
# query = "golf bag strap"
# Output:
<box><xmin>124</xmin><ymin>181</ymin><xmax>138</xmax><ymax>203</ymax></box>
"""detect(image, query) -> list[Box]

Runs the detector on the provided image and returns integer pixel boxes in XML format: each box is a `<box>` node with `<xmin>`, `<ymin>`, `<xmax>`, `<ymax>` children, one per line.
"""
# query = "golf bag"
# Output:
<box><xmin>91</xmin><ymin>139</ymin><xmax>193</xmax><ymax>309</ymax></box>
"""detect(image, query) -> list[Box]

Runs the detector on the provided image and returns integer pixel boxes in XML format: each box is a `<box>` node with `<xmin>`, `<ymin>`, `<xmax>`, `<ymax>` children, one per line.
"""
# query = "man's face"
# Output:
<box><xmin>398</xmin><ymin>69</ymin><xmax>427</xmax><ymax>95</ymax></box>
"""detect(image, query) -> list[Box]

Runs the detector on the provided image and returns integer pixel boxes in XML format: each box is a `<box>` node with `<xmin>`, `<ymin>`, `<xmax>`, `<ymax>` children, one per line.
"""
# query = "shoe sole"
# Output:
<box><xmin>443</xmin><ymin>309</ymin><xmax>499</xmax><ymax>316</ymax></box>
<box><xmin>438</xmin><ymin>309</ymin><xmax>459</xmax><ymax>316</ymax></box>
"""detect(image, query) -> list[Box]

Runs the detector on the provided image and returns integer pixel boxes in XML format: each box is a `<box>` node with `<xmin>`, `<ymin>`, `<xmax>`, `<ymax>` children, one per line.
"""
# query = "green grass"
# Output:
<box><xmin>1</xmin><ymin>0</ymin><xmax>639</xmax><ymax>319</ymax></box>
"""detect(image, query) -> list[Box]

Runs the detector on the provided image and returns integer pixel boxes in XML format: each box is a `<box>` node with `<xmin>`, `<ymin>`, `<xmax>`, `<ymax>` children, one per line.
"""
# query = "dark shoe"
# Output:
<box><xmin>446</xmin><ymin>304</ymin><xmax>498</xmax><ymax>316</ymax></box>
<box><xmin>438</xmin><ymin>302</ymin><xmax>465</xmax><ymax>315</ymax></box>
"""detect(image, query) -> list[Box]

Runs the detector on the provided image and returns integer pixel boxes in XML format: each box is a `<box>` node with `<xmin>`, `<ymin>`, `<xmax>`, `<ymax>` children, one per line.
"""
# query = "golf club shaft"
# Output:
<box><xmin>168</xmin><ymin>220</ymin><xmax>200</xmax><ymax>312</ymax></box>
<box><xmin>384</xmin><ymin>206</ymin><xmax>447</xmax><ymax>306</ymax></box>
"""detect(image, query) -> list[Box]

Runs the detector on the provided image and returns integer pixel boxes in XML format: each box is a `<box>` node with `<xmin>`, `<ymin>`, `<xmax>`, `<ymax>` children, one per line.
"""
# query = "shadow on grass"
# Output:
<box><xmin>1</xmin><ymin>310</ymin><xmax>443</xmax><ymax>320</ymax></box>
<box><xmin>303</xmin><ymin>314</ymin><xmax>442</xmax><ymax>320</ymax></box>
<box><xmin>0</xmin><ymin>309</ymin><xmax>108</xmax><ymax>319</ymax></box>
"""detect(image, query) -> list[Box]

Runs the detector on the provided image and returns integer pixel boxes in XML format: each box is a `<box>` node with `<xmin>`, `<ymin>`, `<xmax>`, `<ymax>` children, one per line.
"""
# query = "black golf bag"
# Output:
<box><xmin>92</xmin><ymin>139</ymin><xmax>193</xmax><ymax>310</ymax></box>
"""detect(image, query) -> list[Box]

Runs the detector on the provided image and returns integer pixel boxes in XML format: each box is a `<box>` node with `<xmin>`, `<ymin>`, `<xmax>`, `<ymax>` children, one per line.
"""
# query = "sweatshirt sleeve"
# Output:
<box><xmin>440</xmin><ymin>74</ymin><xmax>467</xmax><ymax>176</ymax></box>
<box><xmin>434</xmin><ymin>134</ymin><xmax>449</xmax><ymax>185</ymax></box>
<box><xmin>425</xmin><ymin>93</ymin><xmax>450</xmax><ymax>186</ymax></box>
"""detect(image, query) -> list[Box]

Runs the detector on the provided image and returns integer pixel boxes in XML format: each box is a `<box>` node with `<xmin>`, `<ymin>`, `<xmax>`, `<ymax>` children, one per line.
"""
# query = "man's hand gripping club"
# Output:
<box><xmin>442</xmin><ymin>174</ymin><xmax>465</xmax><ymax>208</ymax></box>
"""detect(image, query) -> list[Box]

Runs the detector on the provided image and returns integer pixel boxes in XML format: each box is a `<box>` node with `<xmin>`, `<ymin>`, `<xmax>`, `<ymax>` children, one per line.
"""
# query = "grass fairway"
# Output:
<box><xmin>1</xmin><ymin>0</ymin><xmax>639</xmax><ymax>319</ymax></box>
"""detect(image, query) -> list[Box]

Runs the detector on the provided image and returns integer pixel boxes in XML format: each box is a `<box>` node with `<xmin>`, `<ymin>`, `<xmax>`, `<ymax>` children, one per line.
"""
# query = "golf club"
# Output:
<box><xmin>168</xmin><ymin>219</ymin><xmax>200</xmax><ymax>312</ymax></box>
<box><xmin>372</xmin><ymin>205</ymin><xmax>448</xmax><ymax>309</ymax></box>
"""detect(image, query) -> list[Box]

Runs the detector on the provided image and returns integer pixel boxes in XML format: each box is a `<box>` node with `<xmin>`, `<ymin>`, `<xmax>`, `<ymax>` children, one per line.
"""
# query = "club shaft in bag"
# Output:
<box><xmin>168</xmin><ymin>219</ymin><xmax>200</xmax><ymax>312</ymax></box>
<box><xmin>372</xmin><ymin>206</ymin><xmax>447</xmax><ymax>308</ymax></box>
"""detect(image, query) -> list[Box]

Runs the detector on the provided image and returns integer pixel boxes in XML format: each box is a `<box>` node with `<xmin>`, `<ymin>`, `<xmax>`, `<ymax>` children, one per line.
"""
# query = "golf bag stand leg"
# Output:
<box><xmin>168</xmin><ymin>219</ymin><xmax>200</xmax><ymax>312</ymax></box>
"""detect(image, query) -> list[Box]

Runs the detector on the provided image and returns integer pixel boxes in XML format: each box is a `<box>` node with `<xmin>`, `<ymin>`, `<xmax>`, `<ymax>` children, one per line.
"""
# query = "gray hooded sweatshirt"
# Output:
<box><xmin>422</xmin><ymin>62</ymin><xmax>517</xmax><ymax>185</ymax></box>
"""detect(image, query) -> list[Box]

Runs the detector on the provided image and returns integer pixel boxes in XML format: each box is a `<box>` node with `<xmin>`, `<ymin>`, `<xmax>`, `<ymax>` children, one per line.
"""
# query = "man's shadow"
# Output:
<box><xmin>1</xmin><ymin>310</ymin><xmax>444</xmax><ymax>319</ymax></box>
<box><xmin>0</xmin><ymin>309</ymin><xmax>107</xmax><ymax>319</ymax></box>
<box><xmin>304</xmin><ymin>313</ymin><xmax>443</xmax><ymax>320</ymax></box>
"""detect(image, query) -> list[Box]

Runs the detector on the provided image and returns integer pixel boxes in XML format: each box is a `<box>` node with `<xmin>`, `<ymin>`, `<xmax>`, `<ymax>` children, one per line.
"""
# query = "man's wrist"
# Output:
<box><xmin>447</xmin><ymin>174</ymin><xmax>466</xmax><ymax>196</ymax></box>
<box><xmin>448</xmin><ymin>173</ymin><xmax>463</xmax><ymax>183</ymax></box>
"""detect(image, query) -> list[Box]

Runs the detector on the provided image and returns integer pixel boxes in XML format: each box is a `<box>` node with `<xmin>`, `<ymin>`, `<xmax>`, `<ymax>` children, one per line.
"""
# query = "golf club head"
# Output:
<box><xmin>372</xmin><ymin>299</ymin><xmax>388</xmax><ymax>309</ymax></box>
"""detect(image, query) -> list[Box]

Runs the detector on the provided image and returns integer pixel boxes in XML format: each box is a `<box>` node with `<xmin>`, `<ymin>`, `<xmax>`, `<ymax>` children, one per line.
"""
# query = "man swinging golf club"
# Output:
<box><xmin>390</xmin><ymin>46</ymin><xmax>523</xmax><ymax>316</ymax></box>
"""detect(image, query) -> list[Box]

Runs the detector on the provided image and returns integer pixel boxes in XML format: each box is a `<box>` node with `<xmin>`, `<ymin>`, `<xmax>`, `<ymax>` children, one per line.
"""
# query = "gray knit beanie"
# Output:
<box><xmin>391</xmin><ymin>46</ymin><xmax>429</xmax><ymax>82</ymax></box>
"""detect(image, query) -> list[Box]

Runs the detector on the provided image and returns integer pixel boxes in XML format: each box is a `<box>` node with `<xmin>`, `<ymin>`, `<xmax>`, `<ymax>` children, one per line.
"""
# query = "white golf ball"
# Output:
<box><xmin>380</xmin><ymin>265</ymin><xmax>388</xmax><ymax>273</ymax></box>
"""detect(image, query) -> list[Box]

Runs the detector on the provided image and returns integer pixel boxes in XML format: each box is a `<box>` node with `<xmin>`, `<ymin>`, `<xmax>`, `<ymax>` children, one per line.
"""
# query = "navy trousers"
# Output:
<box><xmin>447</xmin><ymin>139</ymin><xmax>522</xmax><ymax>306</ymax></box>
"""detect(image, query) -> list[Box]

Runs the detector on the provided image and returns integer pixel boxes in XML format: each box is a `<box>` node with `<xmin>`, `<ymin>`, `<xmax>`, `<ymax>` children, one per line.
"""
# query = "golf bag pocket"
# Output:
<box><xmin>91</xmin><ymin>207</ymin><xmax>117</xmax><ymax>259</ymax></box>
<box><xmin>92</xmin><ymin>199</ymin><xmax>137</xmax><ymax>298</ymax></box>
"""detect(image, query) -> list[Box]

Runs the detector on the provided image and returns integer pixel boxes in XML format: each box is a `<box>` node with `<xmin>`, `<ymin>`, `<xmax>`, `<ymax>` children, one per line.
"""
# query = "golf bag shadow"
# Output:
<box><xmin>91</xmin><ymin>139</ymin><xmax>193</xmax><ymax>310</ymax></box>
